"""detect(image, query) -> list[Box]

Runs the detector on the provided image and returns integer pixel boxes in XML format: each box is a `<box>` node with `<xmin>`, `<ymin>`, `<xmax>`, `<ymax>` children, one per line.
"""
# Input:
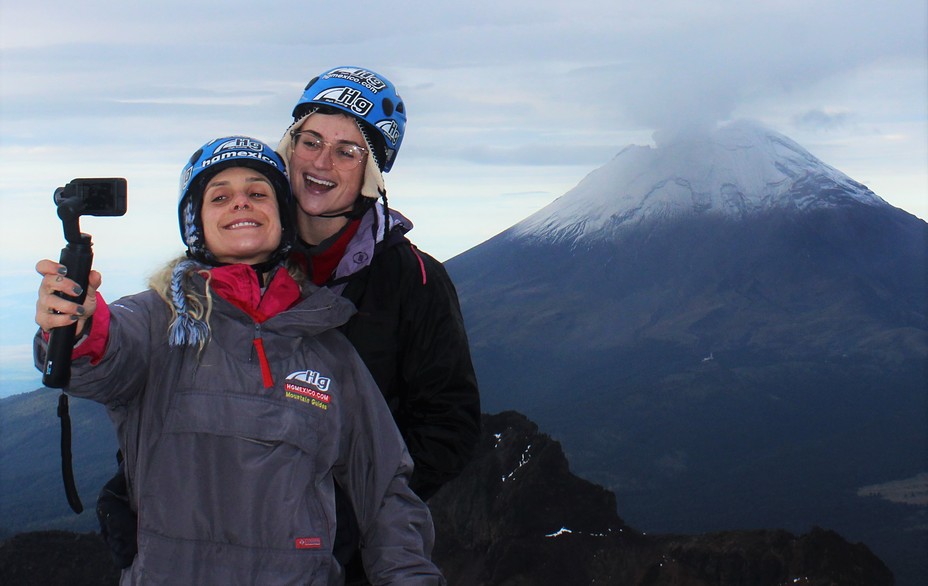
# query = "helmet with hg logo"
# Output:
<box><xmin>291</xmin><ymin>66</ymin><xmax>406</xmax><ymax>172</ymax></box>
<box><xmin>178</xmin><ymin>136</ymin><xmax>294</xmax><ymax>265</ymax></box>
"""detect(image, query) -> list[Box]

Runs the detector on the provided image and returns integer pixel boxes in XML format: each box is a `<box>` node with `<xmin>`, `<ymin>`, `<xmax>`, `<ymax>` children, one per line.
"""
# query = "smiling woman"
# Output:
<box><xmin>177</xmin><ymin>137</ymin><xmax>295</xmax><ymax>273</ymax></box>
<box><xmin>199</xmin><ymin>167</ymin><xmax>282</xmax><ymax>265</ymax></box>
<box><xmin>286</xmin><ymin>112</ymin><xmax>369</xmax><ymax>243</ymax></box>
<box><xmin>31</xmin><ymin>135</ymin><xmax>445</xmax><ymax>585</ymax></box>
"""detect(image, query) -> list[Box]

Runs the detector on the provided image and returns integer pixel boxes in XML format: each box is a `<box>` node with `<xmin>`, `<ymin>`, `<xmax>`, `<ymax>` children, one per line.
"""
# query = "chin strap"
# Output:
<box><xmin>249</xmin><ymin>259</ymin><xmax>281</xmax><ymax>288</ymax></box>
<box><xmin>314</xmin><ymin>211</ymin><xmax>356</xmax><ymax>219</ymax></box>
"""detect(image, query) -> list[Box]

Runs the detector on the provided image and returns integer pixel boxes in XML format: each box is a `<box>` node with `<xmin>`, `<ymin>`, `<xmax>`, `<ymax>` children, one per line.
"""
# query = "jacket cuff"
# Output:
<box><xmin>72</xmin><ymin>293</ymin><xmax>110</xmax><ymax>365</ymax></box>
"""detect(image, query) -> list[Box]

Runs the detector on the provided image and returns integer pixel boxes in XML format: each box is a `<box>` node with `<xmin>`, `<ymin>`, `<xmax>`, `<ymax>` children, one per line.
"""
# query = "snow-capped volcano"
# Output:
<box><xmin>446</xmin><ymin>118</ymin><xmax>926</xmax><ymax>586</ymax></box>
<box><xmin>513</xmin><ymin>119</ymin><xmax>888</xmax><ymax>244</ymax></box>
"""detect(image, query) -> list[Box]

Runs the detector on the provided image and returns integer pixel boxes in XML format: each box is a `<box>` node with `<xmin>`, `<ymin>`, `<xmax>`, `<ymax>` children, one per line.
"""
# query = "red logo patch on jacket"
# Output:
<box><xmin>295</xmin><ymin>536</ymin><xmax>322</xmax><ymax>549</ymax></box>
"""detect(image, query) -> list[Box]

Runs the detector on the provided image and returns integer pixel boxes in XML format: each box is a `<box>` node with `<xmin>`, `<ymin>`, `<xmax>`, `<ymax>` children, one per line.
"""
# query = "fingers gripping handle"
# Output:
<box><xmin>42</xmin><ymin>236</ymin><xmax>93</xmax><ymax>389</ymax></box>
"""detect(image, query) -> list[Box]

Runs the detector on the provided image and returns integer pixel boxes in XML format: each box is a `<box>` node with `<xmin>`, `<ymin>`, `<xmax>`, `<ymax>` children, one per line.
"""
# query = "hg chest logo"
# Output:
<box><xmin>284</xmin><ymin>370</ymin><xmax>333</xmax><ymax>411</ymax></box>
<box><xmin>286</xmin><ymin>369</ymin><xmax>330</xmax><ymax>391</ymax></box>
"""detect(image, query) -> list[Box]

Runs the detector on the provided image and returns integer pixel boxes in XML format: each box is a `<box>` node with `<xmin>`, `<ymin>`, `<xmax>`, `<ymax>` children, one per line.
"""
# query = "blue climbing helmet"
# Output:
<box><xmin>291</xmin><ymin>66</ymin><xmax>406</xmax><ymax>172</ymax></box>
<box><xmin>178</xmin><ymin>136</ymin><xmax>295</xmax><ymax>265</ymax></box>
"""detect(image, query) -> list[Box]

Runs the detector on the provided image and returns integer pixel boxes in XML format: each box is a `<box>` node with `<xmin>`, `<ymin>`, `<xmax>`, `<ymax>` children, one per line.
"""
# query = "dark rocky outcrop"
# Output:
<box><xmin>0</xmin><ymin>530</ymin><xmax>120</xmax><ymax>586</ymax></box>
<box><xmin>429</xmin><ymin>411</ymin><xmax>895</xmax><ymax>585</ymax></box>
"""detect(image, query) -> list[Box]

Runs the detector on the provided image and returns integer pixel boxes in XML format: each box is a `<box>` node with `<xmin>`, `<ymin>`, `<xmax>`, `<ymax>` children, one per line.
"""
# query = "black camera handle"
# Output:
<box><xmin>43</xmin><ymin>199</ymin><xmax>94</xmax><ymax>514</ymax></box>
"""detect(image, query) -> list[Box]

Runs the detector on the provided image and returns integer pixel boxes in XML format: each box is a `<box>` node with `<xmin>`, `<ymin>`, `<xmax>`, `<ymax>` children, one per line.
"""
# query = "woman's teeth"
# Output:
<box><xmin>304</xmin><ymin>174</ymin><xmax>335</xmax><ymax>187</ymax></box>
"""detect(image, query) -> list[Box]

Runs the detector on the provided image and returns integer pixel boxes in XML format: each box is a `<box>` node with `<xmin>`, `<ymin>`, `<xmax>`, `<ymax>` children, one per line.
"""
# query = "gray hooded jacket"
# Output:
<box><xmin>35</xmin><ymin>271</ymin><xmax>443</xmax><ymax>585</ymax></box>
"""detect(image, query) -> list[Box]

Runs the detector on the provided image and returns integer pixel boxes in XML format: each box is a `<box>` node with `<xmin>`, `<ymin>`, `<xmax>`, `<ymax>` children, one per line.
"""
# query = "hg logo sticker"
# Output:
<box><xmin>313</xmin><ymin>87</ymin><xmax>373</xmax><ymax>116</ymax></box>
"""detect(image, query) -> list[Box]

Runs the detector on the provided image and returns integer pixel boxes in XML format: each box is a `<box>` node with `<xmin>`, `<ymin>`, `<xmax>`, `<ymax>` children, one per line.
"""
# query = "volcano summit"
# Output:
<box><xmin>514</xmin><ymin>119</ymin><xmax>888</xmax><ymax>244</ymax></box>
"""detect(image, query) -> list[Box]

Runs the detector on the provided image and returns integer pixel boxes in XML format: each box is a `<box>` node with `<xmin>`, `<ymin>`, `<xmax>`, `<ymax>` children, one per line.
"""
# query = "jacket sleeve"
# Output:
<box><xmin>397</xmin><ymin>248</ymin><xmax>481</xmax><ymax>500</ymax></box>
<box><xmin>332</xmin><ymin>336</ymin><xmax>445</xmax><ymax>585</ymax></box>
<box><xmin>33</xmin><ymin>290</ymin><xmax>158</xmax><ymax>407</ymax></box>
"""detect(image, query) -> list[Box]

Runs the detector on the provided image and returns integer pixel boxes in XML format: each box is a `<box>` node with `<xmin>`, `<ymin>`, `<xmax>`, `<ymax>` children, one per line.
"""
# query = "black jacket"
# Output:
<box><xmin>304</xmin><ymin>205</ymin><xmax>481</xmax><ymax>500</ymax></box>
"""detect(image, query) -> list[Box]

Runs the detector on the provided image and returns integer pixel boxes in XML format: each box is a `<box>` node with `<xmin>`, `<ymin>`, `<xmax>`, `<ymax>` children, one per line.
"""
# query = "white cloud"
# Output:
<box><xmin>0</xmin><ymin>2</ymin><xmax>925</xmax><ymax>399</ymax></box>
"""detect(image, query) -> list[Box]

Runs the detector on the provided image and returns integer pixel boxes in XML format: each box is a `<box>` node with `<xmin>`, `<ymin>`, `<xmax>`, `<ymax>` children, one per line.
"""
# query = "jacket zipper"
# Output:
<box><xmin>253</xmin><ymin>324</ymin><xmax>274</xmax><ymax>388</ymax></box>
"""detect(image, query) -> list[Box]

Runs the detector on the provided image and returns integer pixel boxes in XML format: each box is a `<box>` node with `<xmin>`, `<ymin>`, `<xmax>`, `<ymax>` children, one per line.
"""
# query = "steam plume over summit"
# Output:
<box><xmin>513</xmin><ymin>119</ymin><xmax>889</xmax><ymax>245</ymax></box>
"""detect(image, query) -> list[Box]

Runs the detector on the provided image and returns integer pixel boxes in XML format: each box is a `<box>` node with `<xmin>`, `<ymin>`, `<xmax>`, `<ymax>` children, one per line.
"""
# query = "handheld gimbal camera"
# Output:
<box><xmin>43</xmin><ymin>177</ymin><xmax>127</xmax><ymax>513</ymax></box>
<box><xmin>43</xmin><ymin>178</ymin><xmax>127</xmax><ymax>387</ymax></box>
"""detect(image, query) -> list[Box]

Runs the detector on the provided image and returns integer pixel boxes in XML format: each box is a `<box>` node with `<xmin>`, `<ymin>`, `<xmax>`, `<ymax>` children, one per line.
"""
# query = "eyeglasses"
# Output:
<box><xmin>290</xmin><ymin>131</ymin><xmax>368</xmax><ymax>171</ymax></box>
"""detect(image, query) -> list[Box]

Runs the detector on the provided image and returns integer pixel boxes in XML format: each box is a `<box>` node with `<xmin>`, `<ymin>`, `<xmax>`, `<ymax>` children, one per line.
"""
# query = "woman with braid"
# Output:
<box><xmin>34</xmin><ymin>136</ymin><xmax>443</xmax><ymax>585</ymax></box>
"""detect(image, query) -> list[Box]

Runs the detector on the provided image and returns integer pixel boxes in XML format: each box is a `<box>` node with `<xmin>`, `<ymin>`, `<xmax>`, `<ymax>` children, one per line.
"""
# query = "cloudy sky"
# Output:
<box><xmin>1</xmin><ymin>0</ymin><xmax>925</xmax><ymax>396</ymax></box>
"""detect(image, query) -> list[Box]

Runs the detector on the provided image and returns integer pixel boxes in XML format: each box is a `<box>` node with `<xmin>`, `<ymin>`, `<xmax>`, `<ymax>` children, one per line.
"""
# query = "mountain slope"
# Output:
<box><xmin>445</xmin><ymin>120</ymin><xmax>927</xmax><ymax>585</ymax></box>
<box><xmin>0</xmin><ymin>390</ymin><xmax>118</xmax><ymax>537</ymax></box>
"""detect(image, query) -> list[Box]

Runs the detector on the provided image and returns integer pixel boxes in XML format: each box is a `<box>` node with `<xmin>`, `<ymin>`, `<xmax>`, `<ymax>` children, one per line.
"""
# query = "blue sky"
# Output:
<box><xmin>1</xmin><ymin>0</ymin><xmax>926</xmax><ymax>397</ymax></box>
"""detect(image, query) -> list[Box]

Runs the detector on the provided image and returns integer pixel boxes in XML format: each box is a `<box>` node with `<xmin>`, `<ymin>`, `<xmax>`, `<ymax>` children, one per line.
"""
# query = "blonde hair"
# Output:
<box><xmin>149</xmin><ymin>256</ymin><xmax>307</xmax><ymax>351</ymax></box>
<box><xmin>150</xmin><ymin>256</ymin><xmax>214</xmax><ymax>351</ymax></box>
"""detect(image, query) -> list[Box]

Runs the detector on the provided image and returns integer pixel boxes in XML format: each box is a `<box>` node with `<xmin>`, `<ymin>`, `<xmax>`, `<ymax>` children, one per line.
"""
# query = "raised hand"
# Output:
<box><xmin>35</xmin><ymin>259</ymin><xmax>102</xmax><ymax>336</ymax></box>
